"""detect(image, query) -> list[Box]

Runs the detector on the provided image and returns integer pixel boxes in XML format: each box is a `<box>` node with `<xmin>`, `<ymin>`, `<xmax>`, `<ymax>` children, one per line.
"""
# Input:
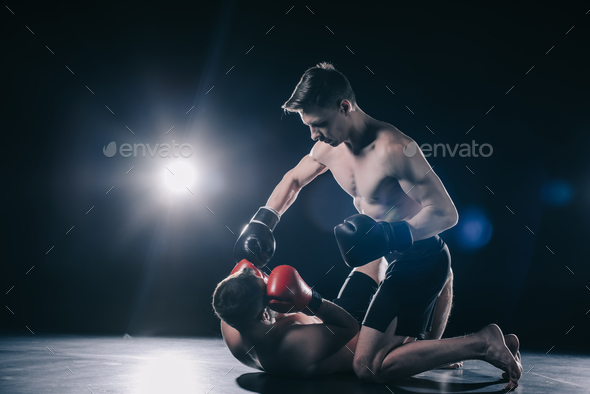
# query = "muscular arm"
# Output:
<box><xmin>270</xmin><ymin>300</ymin><xmax>358</xmax><ymax>376</ymax></box>
<box><xmin>382</xmin><ymin>138</ymin><xmax>458</xmax><ymax>241</ymax></box>
<box><xmin>266</xmin><ymin>144</ymin><xmax>328</xmax><ymax>215</ymax></box>
<box><xmin>220</xmin><ymin>321</ymin><xmax>262</xmax><ymax>370</ymax></box>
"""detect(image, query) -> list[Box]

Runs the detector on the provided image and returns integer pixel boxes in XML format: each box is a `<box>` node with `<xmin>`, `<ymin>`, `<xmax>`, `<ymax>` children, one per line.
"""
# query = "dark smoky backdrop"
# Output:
<box><xmin>1</xmin><ymin>0</ymin><xmax>589</xmax><ymax>352</ymax></box>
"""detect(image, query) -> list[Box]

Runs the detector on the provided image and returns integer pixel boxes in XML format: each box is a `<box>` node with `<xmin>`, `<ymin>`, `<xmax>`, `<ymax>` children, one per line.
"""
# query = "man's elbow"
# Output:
<box><xmin>434</xmin><ymin>205</ymin><xmax>458</xmax><ymax>231</ymax></box>
<box><xmin>444</xmin><ymin>206</ymin><xmax>459</xmax><ymax>229</ymax></box>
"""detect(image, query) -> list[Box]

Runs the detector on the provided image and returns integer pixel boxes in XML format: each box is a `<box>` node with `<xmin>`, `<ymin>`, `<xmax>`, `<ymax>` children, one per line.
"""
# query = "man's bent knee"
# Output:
<box><xmin>353</xmin><ymin>357</ymin><xmax>381</xmax><ymax>383</ymax></box>
<box><xmin>354</xmin><ymin>350</ymin><xmax>409</xmax><ymax>383</ymax></box>
<box><xmin>353</xmin><ymin>356</ymin><xmax>395</xmax><ymax>383</ymax></box>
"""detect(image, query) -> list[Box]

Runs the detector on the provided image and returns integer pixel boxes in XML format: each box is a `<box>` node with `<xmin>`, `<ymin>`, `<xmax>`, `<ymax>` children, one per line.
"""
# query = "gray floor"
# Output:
<box><xmin>0</xmin><ymin>334</ymin><xmax>588</xmax><ymax>393</ymax></box>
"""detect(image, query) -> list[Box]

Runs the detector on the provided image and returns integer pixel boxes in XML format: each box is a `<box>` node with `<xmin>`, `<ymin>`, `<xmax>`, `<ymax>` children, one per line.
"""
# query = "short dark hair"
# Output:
<box><xmin>282</xmin><ymin>62</ymin><xmax>357</xmax><ymax>114</ymax></box>
<box><xmin>212</xmin><ymin>268</ymin><xmax>265</xmax><ymax>330</ymax></box>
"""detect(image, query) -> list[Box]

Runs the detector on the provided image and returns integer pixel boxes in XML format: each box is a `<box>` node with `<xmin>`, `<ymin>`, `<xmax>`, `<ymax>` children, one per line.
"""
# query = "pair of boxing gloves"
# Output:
<box><xmin>233</xmin><ymin>205</ymin><xmax>413</xmax><ymax>269</ymax></box>
<box><xmin>231</xmin><ymin>259</ymin><xmax>322</xmax><ymax>314</ymax></box>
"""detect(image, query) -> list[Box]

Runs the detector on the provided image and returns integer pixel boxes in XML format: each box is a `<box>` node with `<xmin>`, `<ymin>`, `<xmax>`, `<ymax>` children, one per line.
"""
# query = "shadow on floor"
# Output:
<box><xmin>237</xmin><ymin>372</ymin><xmax>507</xmax><ymax>394</ymax></box>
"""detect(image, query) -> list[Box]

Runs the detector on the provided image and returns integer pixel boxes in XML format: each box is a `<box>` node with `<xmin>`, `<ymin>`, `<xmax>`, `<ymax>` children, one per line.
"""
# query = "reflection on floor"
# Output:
<box><xmin>1</xmin><ymin>334</ymin><xmax>588</xmax><ymax>393</ymax></box>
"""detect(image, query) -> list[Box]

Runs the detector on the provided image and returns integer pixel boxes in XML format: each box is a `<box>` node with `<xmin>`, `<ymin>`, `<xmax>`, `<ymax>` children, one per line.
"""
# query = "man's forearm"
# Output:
<box><xmin>406</xmin><ymin>205</ymin><xmax>457</xmax><ymax>241</ymax></box>
<box><xmin>314</xmin><ymin>300</ymin><xmax>359</xmax><ymax>331</ymax></box>
<box><xmin>266</xmin><ymin>174</ymin><xmax>301</xmax><ymax>216</ymax></box>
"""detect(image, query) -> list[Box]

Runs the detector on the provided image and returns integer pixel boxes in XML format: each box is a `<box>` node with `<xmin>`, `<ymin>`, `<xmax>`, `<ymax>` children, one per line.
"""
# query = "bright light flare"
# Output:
<box><xmin>164</xmin><ymin>161</ymin><xmax>195</xmax><ymax>193</ymax></box>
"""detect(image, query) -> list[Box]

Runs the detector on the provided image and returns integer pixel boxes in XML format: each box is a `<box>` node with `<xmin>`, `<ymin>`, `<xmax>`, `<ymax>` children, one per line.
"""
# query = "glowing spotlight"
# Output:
<box><xmin>455</xmin><ymin>207</ymin><xmax>493</xmax><ymax>252</ymax></box>
<box><xmin>164</xmin><ymin>161</ymin><xmax>195</xmax><ymax>193</ymax></box>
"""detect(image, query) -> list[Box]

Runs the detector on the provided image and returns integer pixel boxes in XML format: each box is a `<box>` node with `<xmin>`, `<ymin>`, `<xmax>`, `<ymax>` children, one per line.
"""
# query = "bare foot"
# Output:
<box><xmin>504</xmin><ymin>334</ymin><xmax>521</xmax><ymax>363</ymax></box>
<box><xmin>478</xmin><ymin>324</ymin><xmax>522</xmax><ymax>390</ymax></box>
<box><xmin>436</xmin><ymin>362</ymin><xmax>463</xmax><ymax>369</ymax></box>
<box><xmin>502</xmin><ymin>334</ymin><xmax>521</xmax><ymax>380</ymax></box>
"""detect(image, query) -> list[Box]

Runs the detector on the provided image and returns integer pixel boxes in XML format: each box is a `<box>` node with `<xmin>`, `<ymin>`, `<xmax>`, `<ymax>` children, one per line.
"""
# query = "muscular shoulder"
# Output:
<box><xmin>310</xmin><ymin>141</ymin><xmax>333</xmax><ymax>166</ymax></box>
<box><xmin>374</xmin><ymin>126</ymin><xmax>412</xmax><ymax>160</ymax></box>
<box><xmin>372</xmin><ymin>125</ymin><xmax>420</xmax><ymax>179</ymax></box>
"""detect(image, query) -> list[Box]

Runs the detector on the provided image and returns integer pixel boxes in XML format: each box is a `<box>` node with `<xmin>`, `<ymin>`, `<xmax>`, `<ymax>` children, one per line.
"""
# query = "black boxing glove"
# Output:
<box><xmin>233</xmin><ymin>206</ymin><xmax>280</xmax><ymax>268</ymax></box>
<box><xmin>334</xmin><ymin>214</ymin><xmax>413</xmax><ymax>267</ymax></box>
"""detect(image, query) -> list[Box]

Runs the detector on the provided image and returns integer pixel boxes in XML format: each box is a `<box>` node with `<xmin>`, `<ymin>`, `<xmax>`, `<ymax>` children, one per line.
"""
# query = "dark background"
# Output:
<box><xmin>1</xmin><ymin>0</ymin><xmax>589</xmax><ymax>352</ymax></box>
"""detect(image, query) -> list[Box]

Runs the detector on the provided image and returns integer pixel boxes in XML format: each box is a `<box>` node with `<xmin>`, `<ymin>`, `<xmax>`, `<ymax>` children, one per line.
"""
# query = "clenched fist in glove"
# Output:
<box><xmin>233</xmin><ymin>206</ymin><xmax>280</xmax><ymax>268</ymax></box>
<box><xmin>334</xmin><ymin>214</ymin><xmax>413</xmax><ymax>268</ymax></box>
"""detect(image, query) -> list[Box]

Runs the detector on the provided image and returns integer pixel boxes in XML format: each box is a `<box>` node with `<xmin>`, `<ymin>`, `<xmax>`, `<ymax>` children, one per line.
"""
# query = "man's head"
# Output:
<box><xmin>212</xmin><ymin>268</ymin><xmax>276</xmax><ymax>331</ymax></box>
<box><xmin>282</xmin><ymin>62</ymin><xmax>358</xmax><ymax>147</ymax></box>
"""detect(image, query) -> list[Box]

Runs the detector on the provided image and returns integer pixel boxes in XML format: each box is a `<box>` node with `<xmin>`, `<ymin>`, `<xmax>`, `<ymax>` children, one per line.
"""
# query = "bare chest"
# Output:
<box><xmin>327</xmin><ymin>147</ymin><xmax>395</xmax><ymax>198</ymax></box>
<box><xmin>319</xmin><ymin>144</ymin><xmax>422</xmax><ymax>220</ymax></box>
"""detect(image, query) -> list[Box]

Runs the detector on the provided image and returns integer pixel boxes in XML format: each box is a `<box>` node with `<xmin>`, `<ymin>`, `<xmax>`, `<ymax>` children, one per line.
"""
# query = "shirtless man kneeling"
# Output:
<box><xmin>212</xmin><ymin>260</ymin><xmax>522</xmax><ymax>388</ymax></box>
<box><xmin>219</xmin><ymin>62</ymin><xmax>521</xmax><ymax>388</ymax></box>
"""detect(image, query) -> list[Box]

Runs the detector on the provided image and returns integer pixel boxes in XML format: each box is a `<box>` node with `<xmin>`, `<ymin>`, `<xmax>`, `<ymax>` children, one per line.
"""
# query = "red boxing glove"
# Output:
<box><xmin>230</xmin><ymin>259</ymin><xmax>267</xmax><ymax>280</ymax></box>
<box><xmin>266</xmin><ymin>265</ymin><xmax>322</xmax><ymax>314</ymax></box>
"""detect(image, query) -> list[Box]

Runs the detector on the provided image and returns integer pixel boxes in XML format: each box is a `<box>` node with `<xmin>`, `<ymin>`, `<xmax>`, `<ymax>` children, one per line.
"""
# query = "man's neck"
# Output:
<box><xmin>242</xmin><ymin>321</ymin><xmax>274</xmax><ymax>342</ymax></box>
<box><xmin>344</xmin><ymin>110</ymin><xmax>378</xmax><ymax>155</ymax></box>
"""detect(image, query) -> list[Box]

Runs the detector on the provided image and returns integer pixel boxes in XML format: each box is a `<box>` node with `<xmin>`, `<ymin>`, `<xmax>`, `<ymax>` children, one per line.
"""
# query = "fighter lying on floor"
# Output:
<box><xmin>211</xmin><ymin>260</ymin><xmax>521</xmax><ymax>388</ymax></box>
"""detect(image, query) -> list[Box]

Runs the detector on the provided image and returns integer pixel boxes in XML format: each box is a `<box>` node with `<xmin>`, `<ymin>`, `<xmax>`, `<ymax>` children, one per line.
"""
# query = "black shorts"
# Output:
<box><xmin>361</xmin><ymin>235</ymin><xmax>451</xmax><ymax>339</ymax></box>
<box><xmin>333</xmin><ymin>271</ymin><xmax>379</xmax><ymax>328</ymax></box>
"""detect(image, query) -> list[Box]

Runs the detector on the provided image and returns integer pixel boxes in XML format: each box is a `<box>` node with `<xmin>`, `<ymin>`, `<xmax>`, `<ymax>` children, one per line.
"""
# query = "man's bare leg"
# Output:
<box><xmin>424</xmin><ymin>268</ymin><xmax>453</xmax><ymax>341</ymax></box>
<box><xmin>353</xmin><ymin>322</ymin><xmax>522</xmax><ymax>390</ymax></box>
<box><xmin>422</xmin><ymin>269</ymin><xmax>462</xmax><ymax>369</ymax></box>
